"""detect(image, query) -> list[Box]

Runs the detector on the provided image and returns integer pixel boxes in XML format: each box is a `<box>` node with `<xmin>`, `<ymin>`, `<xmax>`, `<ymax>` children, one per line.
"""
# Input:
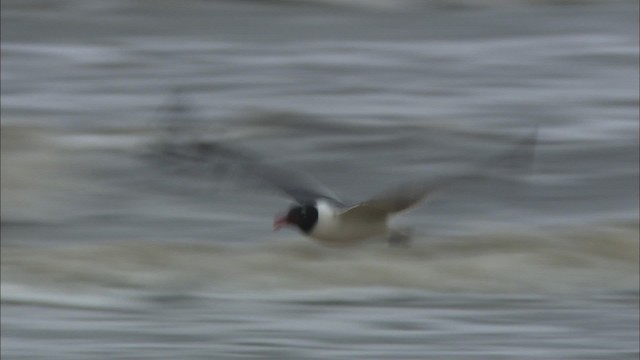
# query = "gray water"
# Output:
<box><xmin>1</xmin><ymin>0</ymin><xmax>639</xmax><ymax>359</ymax></box>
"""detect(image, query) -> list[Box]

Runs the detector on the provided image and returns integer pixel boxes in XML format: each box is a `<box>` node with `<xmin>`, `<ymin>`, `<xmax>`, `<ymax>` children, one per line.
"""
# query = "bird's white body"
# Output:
<box><xmin>308</xmin><ymin>200</ymin><xmax>389</xmax><ymax>246</ymax></box>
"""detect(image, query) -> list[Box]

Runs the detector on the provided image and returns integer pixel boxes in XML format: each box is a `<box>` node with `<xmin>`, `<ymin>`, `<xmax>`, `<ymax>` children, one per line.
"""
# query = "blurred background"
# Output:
<box><xmin>1</xmin><ymin>0</ymin><xmax>638</xmax><ymax>359</ymax></box>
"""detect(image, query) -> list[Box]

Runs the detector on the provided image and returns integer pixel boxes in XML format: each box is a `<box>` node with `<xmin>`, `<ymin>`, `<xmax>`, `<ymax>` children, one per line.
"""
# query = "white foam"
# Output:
<box><xmin>1</xmin><ymin>223</ymin><xmax>637</xmax><ymax>305</ymax></box>
<box><xmin>0</xmin><ymin>283</ymin><xmax>142</xmax><ymax>310</ymax></box>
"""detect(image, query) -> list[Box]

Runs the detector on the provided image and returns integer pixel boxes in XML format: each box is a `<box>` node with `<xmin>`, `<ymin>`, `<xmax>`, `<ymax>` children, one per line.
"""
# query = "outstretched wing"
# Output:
<box><xmin>239</xmin><ymin>155</ymin><xmax>344</xmax><ymax>205</ymax></box>
<box><xmin>152</xmin><ymin>138</ymin><xmax>344</xmax><ymax>205</ymax></box>
<box><xmin>340</xmin><ymin>128</ymin><xmax>538</xmax><ymax>216</ymax></box>
<box><xmin>340</xmin><ymin>176</ymin><xmax>471</xmax><ymax>217</ymax></box>
<box><xmin>146</xmin><ymin>90</ymin><xmax>342</xmax><ymax>205</ymax></box>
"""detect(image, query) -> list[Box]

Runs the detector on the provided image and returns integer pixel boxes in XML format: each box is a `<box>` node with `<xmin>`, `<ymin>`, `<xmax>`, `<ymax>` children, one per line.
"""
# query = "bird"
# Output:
<box><xmin>151</xmin><ymin>127</ymin><xmax>537</xmax><ymax>247</ymax></box>
<box><xmin>147</xmin><ymin>90</ymin><xmax>537</xmax><ymax>247</ymax></box>
<box><xmin>270</xmin><ymin>135</ymin><xmax>536</xmax><ymax>246</ymax></box>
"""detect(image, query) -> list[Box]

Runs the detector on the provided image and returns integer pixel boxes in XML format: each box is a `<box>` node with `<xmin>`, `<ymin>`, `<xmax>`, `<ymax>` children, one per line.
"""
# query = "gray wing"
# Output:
<box><xmin>340</xmin><ymin>128</ymin><xmax>538</xmax><ymax>216</ymax></box>
<box><xmin>240</xmin><ymin>156</ymin><xmax>343</xmax><ymax>205</ymax></box>
<box><xmin>154</xmin><ymin>140</ymin><xmax>343</xmax><ymax>205</ymax></box>
<box><xmin>340</xmin><ymin>176</ymin><xmax>470</xmax><ymax>217</ymax></box>
<box><xmin>146</xmin><ymin>90</ymin><xmax>342</xmax><ymax>204</ymax></box>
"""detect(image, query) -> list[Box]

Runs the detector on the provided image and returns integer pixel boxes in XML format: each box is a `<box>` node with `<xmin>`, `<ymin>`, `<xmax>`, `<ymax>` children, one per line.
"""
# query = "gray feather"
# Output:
<box><xmin>342</xmin><ymin>128</ymin><xmax>538</xmax><ymax>216</ymax></box>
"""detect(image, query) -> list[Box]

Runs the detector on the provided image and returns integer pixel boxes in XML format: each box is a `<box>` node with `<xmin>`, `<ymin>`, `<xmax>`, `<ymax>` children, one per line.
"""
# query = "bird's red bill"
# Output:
<box><xmin>273</xmin><ymin>214</ymin><xmax>288</xmax><ymax>230</ymax></box>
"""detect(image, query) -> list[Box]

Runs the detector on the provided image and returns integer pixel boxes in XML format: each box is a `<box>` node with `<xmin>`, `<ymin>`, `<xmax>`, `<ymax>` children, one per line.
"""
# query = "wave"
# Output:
<box><xmin>11</xmin><ymin>0</ymin><xmax>634</xmax><ymax>14</ymax></box>
<box><xmin>279</xmin><ymin>0</ymin><xmax>637</xmax><ymax>11</ymax></box>
<box><xmin>2</xmin><ymin>222</ymin><xmax>637</xmax><ymax>308</ymax></box>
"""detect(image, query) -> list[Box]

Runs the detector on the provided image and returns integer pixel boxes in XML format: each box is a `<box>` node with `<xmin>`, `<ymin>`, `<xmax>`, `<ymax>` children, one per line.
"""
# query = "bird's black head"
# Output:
<box><xmin>273</xmin><ymin>204</ymin><xmax>318</xmax><ymax>234</ymax></box>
